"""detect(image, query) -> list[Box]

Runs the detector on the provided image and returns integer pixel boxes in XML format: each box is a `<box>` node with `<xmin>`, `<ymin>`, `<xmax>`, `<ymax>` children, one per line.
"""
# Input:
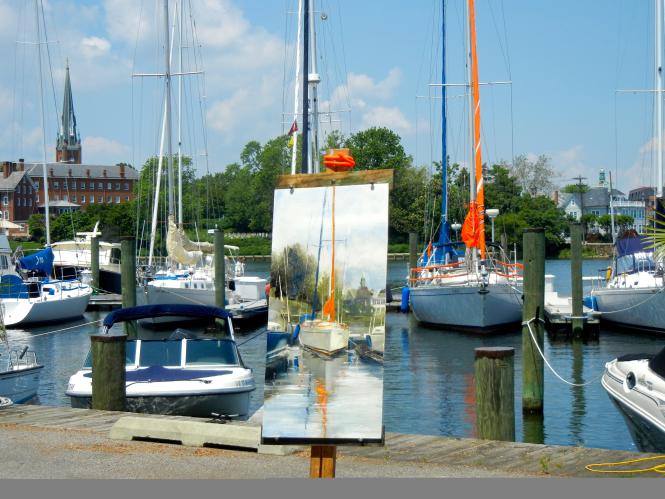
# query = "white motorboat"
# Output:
<box><xmin>0</xmin><ymin>346</ymin><xmax>43</xmax><ymax>403</ymax></box>
<box><xmin>601</xmin><ymin>346</ymin><xmax>665</xmax><ymax>452</ymax></box>
<box><xmin>590</xmin><ymin>237</ymin><xmax>665</xmax><ymax>332</ymax></box>
<box><xmin>66</xmin><ymin>304</ymin><xmax>256</xmax><ymax>418</ymax></box>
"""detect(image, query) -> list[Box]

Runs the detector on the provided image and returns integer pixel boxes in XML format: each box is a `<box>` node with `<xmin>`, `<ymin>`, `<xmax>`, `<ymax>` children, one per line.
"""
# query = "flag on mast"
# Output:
<box><xmin>287</xmin><ymin>120</ymin><xmax>298</xmax><ymax>148</ymax></box>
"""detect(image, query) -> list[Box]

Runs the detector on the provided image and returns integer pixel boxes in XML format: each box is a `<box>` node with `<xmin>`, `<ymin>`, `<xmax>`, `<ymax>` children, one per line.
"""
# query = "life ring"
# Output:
<box><xmin>323</xmin><ymin>149</ymin><xmax>356</xmax><ymax>172</ymax></box>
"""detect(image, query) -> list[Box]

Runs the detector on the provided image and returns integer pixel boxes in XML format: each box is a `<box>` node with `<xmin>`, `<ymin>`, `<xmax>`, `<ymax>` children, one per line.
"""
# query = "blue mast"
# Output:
<box><xmin>435</xmin><ymin>0</ymin><xmax>452</xmax><ymax>262</ymax></box>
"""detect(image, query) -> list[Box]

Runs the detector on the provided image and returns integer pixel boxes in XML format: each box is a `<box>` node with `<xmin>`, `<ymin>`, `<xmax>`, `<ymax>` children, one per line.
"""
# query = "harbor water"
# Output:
<box><xmin>4</xmin><ymin>259</ymin><xmax>665</xmax><ymax>452</ymax></box>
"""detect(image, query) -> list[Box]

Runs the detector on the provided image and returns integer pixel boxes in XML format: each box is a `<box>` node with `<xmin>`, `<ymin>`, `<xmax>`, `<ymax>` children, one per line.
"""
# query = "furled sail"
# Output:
<box><xmin>166</xmin><ymin>215</ymin><xmax>205</xmax><ymax>266</ymax></box>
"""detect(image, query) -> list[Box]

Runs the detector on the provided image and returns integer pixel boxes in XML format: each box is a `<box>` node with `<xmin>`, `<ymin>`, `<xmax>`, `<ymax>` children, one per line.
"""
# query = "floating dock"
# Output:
<box><xmin>88</xmin><ymin>293</ymin><xmax>122</xmax><ymax>310</ymax></box>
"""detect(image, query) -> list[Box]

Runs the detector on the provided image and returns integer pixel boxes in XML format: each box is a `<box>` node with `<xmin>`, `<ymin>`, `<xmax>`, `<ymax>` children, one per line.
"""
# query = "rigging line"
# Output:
<box><xmin>40</xmin><ymin>0</ymin><xmax>60</xmax><ymax>132</ymax></box>
<box><xmin>334</xmin><ymin>0</ymin><xmax>352</xmax><ymax>116</ymax></box>
<box><xmin>281</xmin><ymin>0</ymin><xmax>291</xmax><ymax>135</ymax></box>
<box><xmin>485</xmin><ymin>0</ymin><xmax>510</xmax><ymax>80</ymax></box>
<box><xmin>24</xmin><ymin>319</ymin><xmax>103</xmax><ymax>339</ymax></box>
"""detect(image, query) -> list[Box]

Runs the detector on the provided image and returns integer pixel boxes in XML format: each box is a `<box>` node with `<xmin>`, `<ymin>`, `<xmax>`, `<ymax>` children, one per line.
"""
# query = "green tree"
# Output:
<box><xmin>562</xmin><ymin>183</ymin><xmax>590</xmax><ymax>194</ymax></box>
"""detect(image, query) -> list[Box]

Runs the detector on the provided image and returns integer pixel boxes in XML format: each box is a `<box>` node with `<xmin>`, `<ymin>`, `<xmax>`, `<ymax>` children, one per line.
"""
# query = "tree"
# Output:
<box><xmin>511</xmin><ymin>154</ymin><xmax>557</xmax><ymax>196</ymax></box>
<box><xmin>345</xmin><ymin>127</ymin><xmax>411</xmax><ymax>171</ymax></box>
<box><xmin>562</xmin><ymin>183</ymin><xmax>590</xmax><ymax>194</ymax></box>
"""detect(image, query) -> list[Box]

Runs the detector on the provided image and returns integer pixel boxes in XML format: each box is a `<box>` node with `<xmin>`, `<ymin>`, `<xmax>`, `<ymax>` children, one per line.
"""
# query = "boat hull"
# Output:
<box><xmin>2</xmin><ymin>288</ymin><xmax>92</xmax><ymax>327</ymax></box>
<box><xmin>0</xmin><ymin>365</ymin><xmax>43</xmax><ymax>403</ymax></box>
<box><xmin>409</xmin><ymin>283</ymin><xmax>522</xmax><ymax>332</ymax></box>
<box><xmin>299</xmin><ymin>321</ymin><xmax>350</xmax><ymax>355</ymax></box>
<box><xmin>592</xmin><ymin>287</ymin><xmax>665</xmax><ymax>332</ymax></box>
<box><xmin>69</xmin><ymin>390</ymin><xmax>252</xmax><ymax>418</ymax></box>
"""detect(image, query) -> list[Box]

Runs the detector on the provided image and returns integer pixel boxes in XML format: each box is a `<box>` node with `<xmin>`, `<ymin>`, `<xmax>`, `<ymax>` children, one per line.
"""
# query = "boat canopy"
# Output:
<box><xmin>18</xmin><ymin>247</ymin><xmax>54</xmax><ymax>274</ymax></box>
<box><xmin>616</xmin><ymin>237</ymin><xmax>652</xmax><ymax>257</ymax></box>
<box><xmin>103</xmin><ymin>304</ymin><xmax>231</xmax><ymax>328</ymax></box>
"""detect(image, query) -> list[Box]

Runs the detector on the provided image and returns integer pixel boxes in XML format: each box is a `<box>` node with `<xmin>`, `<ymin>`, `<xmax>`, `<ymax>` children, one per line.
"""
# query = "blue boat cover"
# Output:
<box><xmin>83</xmin><ymin>365</ymin><xmax>233</xmax><ymax>382</ymax></box>
<box><xmin>18</xmin><ymin>247</ymin><xmax>54</xmax><ymax>274</ymax></box>
<box><xmin>0</xmin><ymin>274</ymin><xmax>28</xmax><ymax>298</ymax></box>
<box><xmin>103</xmin><ymin>304</ymin><xmax>231</xmax><ymax>328</ymax></box>
<box><xmin>616</xmin><ymin>236</ymin><xmax>652</xmax><ymax>257</ymax></box>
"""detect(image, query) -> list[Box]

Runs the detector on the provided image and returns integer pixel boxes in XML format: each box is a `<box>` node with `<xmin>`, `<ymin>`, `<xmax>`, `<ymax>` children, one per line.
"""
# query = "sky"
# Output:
<box><xmin>0</xmin><ymin>0</ymin><xmax>662</xmax><ymax>194</ymax></box>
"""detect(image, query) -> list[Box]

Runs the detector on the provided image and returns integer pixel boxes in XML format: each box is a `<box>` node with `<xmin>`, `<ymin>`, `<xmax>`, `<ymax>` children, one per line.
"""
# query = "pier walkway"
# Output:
<box><xmin>1</xmin><ymin>404</ymin><xmax>661</xmax><ymax>478</ymax></box>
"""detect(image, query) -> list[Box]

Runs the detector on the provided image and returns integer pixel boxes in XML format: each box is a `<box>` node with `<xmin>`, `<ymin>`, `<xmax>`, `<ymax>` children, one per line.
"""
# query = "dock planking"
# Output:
<box><xmin>1</xmin><ymin>404</ymin><xmax>662</xmax><ymax>477</ymax></box>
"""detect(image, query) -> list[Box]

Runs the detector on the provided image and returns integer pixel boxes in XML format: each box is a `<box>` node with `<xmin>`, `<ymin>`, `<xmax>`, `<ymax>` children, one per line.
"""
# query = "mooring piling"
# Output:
<box><xmin>91</xmin><ymin>334</ymin><xmax>126</xmax><ymax>411</ymax></box>
<box><xmin>474</xmin><ymin>347</ymin><xmax>515</xmax><ymax>442</ymax></box>
<box><xmin>90</xmin><ymin>235</ymin><xmax>99</xmax><ymax>290</ymax></box>
<box><xmin>408</xmin><ymin>232</ymin><xmax>418</xmax><ymax>273</ymax></box>
<box><xmin>120</xmin><ymin>237</ymin><xmax>137</xmax><ymax>338</ymax></box>
<box><xmin>214</xmin><ymin>229</ymin><xmax>225</xmax><ymax>310</ymax></box>
<box><xmin>570</xmin><ymin>223</ymin><xmax>584</xmax><ymax>338</ymax></box>
<box><xmin>522</xmin><ymin>228</ymin><xmax>545</xmax><ymax>414</ymax></box>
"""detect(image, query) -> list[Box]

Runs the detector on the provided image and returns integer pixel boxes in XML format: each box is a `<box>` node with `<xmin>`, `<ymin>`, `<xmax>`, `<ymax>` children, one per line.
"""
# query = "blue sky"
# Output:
<box><xmin>0</xmin><ymin>0</ymin><xmax>660</xmax><ymax>193</ymax></box>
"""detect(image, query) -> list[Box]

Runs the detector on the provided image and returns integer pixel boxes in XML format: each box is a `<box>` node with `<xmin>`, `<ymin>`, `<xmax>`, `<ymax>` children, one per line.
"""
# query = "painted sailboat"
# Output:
<box><xmin>408</xmin><ymin>0</ymin><xmax>523</xmax><ymax>332</ymax></box>
<box><xmin>299</xmin><ymin>185</ymin><xmax>350</xmax><ymax>355</ymax></box>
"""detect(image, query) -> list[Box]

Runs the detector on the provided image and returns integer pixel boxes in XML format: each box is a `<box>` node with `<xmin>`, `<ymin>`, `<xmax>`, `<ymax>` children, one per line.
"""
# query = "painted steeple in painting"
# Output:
<box><xmin>56</xmin><ymin>60</ymin><xmax>81</xmax><ymax>163</ymax></box>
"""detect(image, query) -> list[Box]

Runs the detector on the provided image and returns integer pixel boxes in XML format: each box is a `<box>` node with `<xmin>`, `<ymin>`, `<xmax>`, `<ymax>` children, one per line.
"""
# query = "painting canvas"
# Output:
<box><xmin>261</xmin><ymin>180</ymin><xmax>388</xmax><ymax>444</ymax></box>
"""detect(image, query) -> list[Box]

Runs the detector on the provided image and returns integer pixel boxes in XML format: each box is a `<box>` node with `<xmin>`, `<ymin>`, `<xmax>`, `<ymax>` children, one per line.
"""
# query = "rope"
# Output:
<box><xmin>596</xmin><ymin>284</ymin><xmax>665</xmax><ymax>315</ymax></box>
<box><xmin>585</xmin><ymin>455</ymin><xmax>665</xmax><ymax>474</ymax></box>
<box><xmin>523</xmin><ymin>317</ymin><xmax>603</xmax><ymax>387</ymax></box>
<box><xmin>22</xmin><ymin>319</ymin><xmax>103</xmax><ymax>339</ymax></box>
<box><xmin>236</xmin><ymin>328</ymin><xmax>267</xmax><ymax>347</ymax></box>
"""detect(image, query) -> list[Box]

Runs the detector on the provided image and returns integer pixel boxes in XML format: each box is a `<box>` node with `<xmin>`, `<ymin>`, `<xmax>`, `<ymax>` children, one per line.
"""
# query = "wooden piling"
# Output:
<box><xmin>570</xmin><ymin>223</ymin><xmax>584</xmax><ymax>338</ymax></box>
<box><xmin>91</xmin><ymin>236</ymin><xmax>99</xmax><ymax>290</ymax></box>
<box><xmin>309</xmin><ymin>445</ymin><xmax>336</xmax><ymax>478</ymax></box>
<box><xmin>409</xmin><ymin>232</ymin><xmax>418</xmax><ymax>273</ymax></box>
<box><xmin>522</xmin><ymin>228</ymin><xmax>545</xmax><ymax>414</ymax></box>
<box><xmin>474</xmin><ymin>347</ymin><xmax>515</xmax><ymax>442</ymax></box>
<box><xmin>91</xmin><ymin>334</ymin><xmax>126</xmax><ymax>411</ymax></box>
<box><xmin>214</xmin><ymin>229</ymin><xmax>225</xmax><ymax>309</ymax></box>
<box><xmin>121</xmin><ymin>238</ymin><xmax>137</xmax><ymax>338</ymax></box>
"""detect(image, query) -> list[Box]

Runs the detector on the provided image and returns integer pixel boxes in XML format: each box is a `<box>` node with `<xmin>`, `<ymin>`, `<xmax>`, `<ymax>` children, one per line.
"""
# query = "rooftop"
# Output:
<box><xmin>24</xmin><ymin>162</ymin><xmax>138</xmax><ymax>180</ymax></box>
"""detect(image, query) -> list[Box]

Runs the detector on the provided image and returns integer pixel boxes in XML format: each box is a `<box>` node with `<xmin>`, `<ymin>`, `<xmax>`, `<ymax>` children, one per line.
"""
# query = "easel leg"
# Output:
<box><xmin>309</xmin><ymin>445</ymin><xmax>336</xmax><ymax>478</ymax></box>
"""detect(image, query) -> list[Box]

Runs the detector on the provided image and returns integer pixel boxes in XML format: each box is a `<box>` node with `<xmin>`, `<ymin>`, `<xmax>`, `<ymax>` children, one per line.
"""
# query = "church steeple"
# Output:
<box><xmin>56</xmin><ymin>60</ymin><xmax>81</xmax><ymax>163</ymax></box>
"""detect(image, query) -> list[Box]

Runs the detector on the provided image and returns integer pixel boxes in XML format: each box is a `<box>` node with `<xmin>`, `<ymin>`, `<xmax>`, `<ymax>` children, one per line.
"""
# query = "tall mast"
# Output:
<box><xmin>35</xmin><ymin>0</ymin><xmax>50</xmax><ymax>246</ymax></box>
<box><xmin>468</xmin><ymin>0</ymin><xmax>486</xmax><ymax>259</ymax></box>
<box><xmin>290</xmin><ymin>0</ymin><xmax>303</xmax><ymax>175</ymax></box>
<box><xmin>465</xmin><ymin>0</ymin><xmax>475</xmax><ymax>266</ymax></box>
<box><xmin>177</xmin><ymin>0</ymin><xmax>183</xmax><ymax>226</ymax></box>
<box><xmin>329</xmin><ymin>185</ymin><xmax>336</xmax><ymax>319</ymax></box>
<box><xmin>164</xmin><ymin>0</ymin><xmax>175</xmax><ymax>217</ymax></box>
<box><xmin>657</xmin><ymin>0</ymin><xmax>663</xmax><ymax>197</ymax></box>
<box><xmin>438</xmin><ymin>0</ymin><xmax>450</xmax><ymax>250</ymax></box>
<box><xmin>309</xmin><ymin>0</ymin><xmax>321</xmax><ymax>173</ymax></box>
<box><xmin>300</xmin><ymin>0</ymin><xmax>310</xmax><ymax>174</ymax></box>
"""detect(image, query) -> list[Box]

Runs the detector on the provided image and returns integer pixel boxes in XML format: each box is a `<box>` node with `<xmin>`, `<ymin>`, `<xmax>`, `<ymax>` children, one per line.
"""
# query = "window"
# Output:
<box><xmin>139</xmin><ymin>340</ymin><xmax>182</xmax><ymax>367</ymax></box>
<box><xmin>115</xmin><ymin>196</ymin><xmax>120</xmax><ymax>204</ymax></box>
<box><xmin>71</xmin><ymin>195</ymin><xmax>77</xmax><ymax>203</ymax></box>
<box><xmin>107</xmin><ymin>182</ymin><xmax>112</xmax><ymax>190</ymax></box>
<box><xmin>80</xmin><ymin>181</ymin><xmax>86</xmax><ymax>190</ymax></box>
<box><xmin>28</xmin><ymin>186</ymin><xmax>32</xmax><ymax>194</ymax></box>
<box><xmin>106</xmin><ymin>196</ymin><xmax>112</xmax><ymax>203</ymax></box>
<box><xmin>63</xmin><ymin>195</ymin><xmax>68</xmax><ymax>202</ymax></box>
<box><xmin>185</xmin><ymin>339</ymin><xmax>238</xmax><ymax>366</ymax></box>
<box><xmin>4</xmin><ymin>211</ymin><xmax>8</xmax><ymax>221</ymax></box>
<box><xmin>71</xmin><ymin>181</ymin><xmax>76</xmax><ymax>190</ymax></box>
<box><xmin>124</xmin><ymin>183</ymin><xmax>129</xmax><ymax>191</ymax></box>
<box><xmin>89</xmin><ymin>196</ymin><xmax>94</xmax><ymax>204</ymax></box>
<box><xmin>35</xmin><ymin>181</ymin><xmax>40</xmax><ymax>190</ymax></box>
<box><xmin>36</xmin><ymin>194</ymin><xmax>40</xmax><ymax>203</ymax></box>
<box><xmin>97</xmin><ymin>182</ymin><xmax>103</xmax><ymax>190</ymax></box>
<box><xmin>63</xmin><ymin>182</ymin><xmax>68</xmax><ymax>190</ymax></box>
<box><xmin>98</xmin><ymin>196</ymin><xmax>103</xmax><ymax>203</ymax></box>
<box><xmin>2</xmin><ymin>196</ymin><xmax>7</xmax><ymax>206</ymax></box>
<box><xmin>0</xmin><ymin>255</ymin><xmax>8</xmax><ymax>270</ymax></box>
<box><xmin>28</xmin><ymin>199</ymin><xmax>32</xmax><ymax>207</ymax></box>
<box><xmin>21</xmin><ymin>185</ymin><xmax>25</xmax><ymax>194</ymax></box>
<box><xmin>81</xmin><ymin>195</ymin><xmax>86</xmax><ymax>203</ymax></box>
<box><xmin>17</xmin><ymin>198</ymin><xmax>21</xmax><ymax>207</ymax></box>
<box><xmin>54</xmin><ymin>181</ymin><xmax>59</xmax><ymax>189</ymax></box>
<box><xmin>53</xmin><ymin>194</ymin><xmax>59</xmax><ymax>201</ymax></box>
<box><xmin>125</xmin><ymin>196</ymin><xmax>130</xmax><ymax>202</ymax></box>
<box><xmin>115</xmin><ymin>183</ymin><xmax>120</xmax><ymax>190</ymax></box>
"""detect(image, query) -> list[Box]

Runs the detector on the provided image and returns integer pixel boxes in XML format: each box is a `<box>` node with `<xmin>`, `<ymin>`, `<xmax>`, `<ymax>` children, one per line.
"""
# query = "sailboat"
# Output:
<box><xmin>1</xmin><ymin>0</ymin><xmax>92</xmax><ymax>327</ymax></box>
<box><xmin>408</xmin><ymin>0</ymin><xmax>523</xmax><ymax>332</ymax></box>
<box><xmin>138</xmin><ymin>0</ymin><xmax>267</xmax><ymax>323</ymax></box>
<box><xmin>299</xmin><ymin>185</ymin><xmax>350</xmax><ymax>355</ymax></box>
<box><xmin>589</xmin><ymin>0</ymin><xmax>665</xmax><ymax>333</ymax></box>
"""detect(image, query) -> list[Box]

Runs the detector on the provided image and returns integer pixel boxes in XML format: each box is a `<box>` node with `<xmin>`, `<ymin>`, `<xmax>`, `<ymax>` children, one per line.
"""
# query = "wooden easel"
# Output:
<box><xmin>309</xmin><ymin>445</ymin><xmax>336</xmax><ymax>478</ymax></box>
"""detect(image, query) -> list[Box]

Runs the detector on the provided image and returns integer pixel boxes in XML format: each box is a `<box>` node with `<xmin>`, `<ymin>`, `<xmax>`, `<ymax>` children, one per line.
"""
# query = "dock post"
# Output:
<box><xmin>408</xmin><ymin>232</ymin><xmax>418</xmax><ymax>273</ymax></box>
<box><xmin>570</xmin><ymin>223</ymin><xmax>584</xmax><ymax>338</ymax></box>
<box><xmin>91</xmin><ymin>236</ymin><xmax>99</xmax><ymax>291</ymax></box>
<box><xmin>214</xmin><ymin>229</ymin><xmax>225</xmax><ymax>309</ymax></box>
<box><xmin>91</xmin><ymin>334</ymin><xmax>126</xmax><ymax>411</ymax></box>
<box><xmin>474</xmin><ymin>347</ymin><xmax>515</xmax><ymax>442</ymax></box>
<box><xmin>310</xmin><ymin>445</ymin><xmax>336</xmax><ymax>478</ymax></box>
<box><xmin>522</xmin><ymin>228</ymin><xmax>545</xmax><ymax>414</ymax></box>
<box><xmin>121</xmin><ymin>237</ymin><xmax>137</xmax><ymax>338</ymax></box>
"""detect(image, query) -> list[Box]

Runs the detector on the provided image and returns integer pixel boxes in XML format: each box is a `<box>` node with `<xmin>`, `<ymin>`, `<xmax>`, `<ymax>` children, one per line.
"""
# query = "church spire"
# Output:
<box><xmin>56</xmin><ymin>59</ymin><xmax>81</xmax><ymax>163</ymax></box>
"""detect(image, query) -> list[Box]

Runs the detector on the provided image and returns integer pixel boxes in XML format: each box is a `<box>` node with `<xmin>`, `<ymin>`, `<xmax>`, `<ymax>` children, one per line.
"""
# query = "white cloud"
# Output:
<box><xmin>82</xmin><ymin>136</ymin><xmax>130</xmax><ymax>163</ymax></box>
<box><xmin>361</xmin><ymin>106</ymin><xmax>412</xmax><ymax>134</ymax></box>
<box><xmin>81</xmin><ymin>36</ymin><xmax>111</xmax><ymax>58</ymax></box>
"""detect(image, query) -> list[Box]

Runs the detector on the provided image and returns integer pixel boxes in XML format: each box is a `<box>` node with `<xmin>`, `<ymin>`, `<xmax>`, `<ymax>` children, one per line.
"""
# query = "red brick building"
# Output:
<box><xmin>0</xmin><ymin>161</ymin><xmax>38</xmax><ymax>237</ymax></box>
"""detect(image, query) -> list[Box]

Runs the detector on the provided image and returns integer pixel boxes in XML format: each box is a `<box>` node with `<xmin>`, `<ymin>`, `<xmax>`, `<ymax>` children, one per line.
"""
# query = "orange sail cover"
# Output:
<box><xmin>461</xmin><ymin>201</ymin><xmax>481</xmax><ymax>249</ymax></box>
<box><xmin>323</xmin><ymin>185</ymin><xmax>336</xmax><ymax>320</ymax></box>
<box><xmin>467</xmin><ymin>0</ymin><xmax>486</xmax><ymax>258</ymax></box>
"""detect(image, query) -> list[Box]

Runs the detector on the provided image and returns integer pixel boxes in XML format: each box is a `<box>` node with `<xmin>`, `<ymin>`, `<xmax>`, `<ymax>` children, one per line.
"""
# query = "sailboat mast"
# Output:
<box><xmin>329</xmin><ymin>185</ymin><xmax>336</xmax><ymax>319</ymax></box>
<box><xmin>177</xmin><ymin>0</ymin><xmax>184</xmax><ymax>226</ymax></box>
<box><xmin>465</xmin><ymin>0</ymin><xmax>476</xmax><ymax>266</ymax></box>
<box><xmin>34</xmin><ymin>0</ymin><xmax>50</xmax><ymax>246</ymax></box>
<box><xmin>301</xmin><ymin>0</ymin><xmax>310</xmax><ymax>174</ymax></box>
<box><xmin>164</xmin><ymin>0</ymin><xmax>175</xmax><ymax>217</ymax></box>
<box><xmin>468</xmin><ymin>0</ymin><xmax>486</xmax><ymax>259</ymax></box>
<box><xmin>309</xmin><ymin>0</ymin><xmax>321</xmax><ymax>174</ymax></box>
<box><xmin>657</xmin><ymin>0</ymin><xmax>663</xmax><ymax>197</ymax></box>
<box><xmin>438</xmin><ymin>0</ymin><xmax>449</xmax><ymax>249</ymax></box>
<box><xmin>290</xmin><ymin>0</ymin><xmax>304</xmax><ymax>175</ymax></box>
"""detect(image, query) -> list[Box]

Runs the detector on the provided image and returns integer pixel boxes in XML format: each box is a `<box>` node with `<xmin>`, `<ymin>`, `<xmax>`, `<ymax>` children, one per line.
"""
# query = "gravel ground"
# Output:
<box><xmin>0</xmin><ymin>423</ymin><xmax>537</xmax><ymax>479</ymax></box>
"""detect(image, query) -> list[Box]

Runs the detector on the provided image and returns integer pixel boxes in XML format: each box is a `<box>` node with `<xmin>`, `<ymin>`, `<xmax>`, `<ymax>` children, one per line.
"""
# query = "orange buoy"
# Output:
<box><xmin>323</xmin><ymin>148</ymin><xmax>355</xmax><ymax>172</ymax></box>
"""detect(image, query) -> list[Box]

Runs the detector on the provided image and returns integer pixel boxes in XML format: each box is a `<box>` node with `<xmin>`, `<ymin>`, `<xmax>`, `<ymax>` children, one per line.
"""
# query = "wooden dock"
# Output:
<box><xmin>88</xmin><ymin>293</ymin><xmax>122</xmax><ymax>310</ymax></box>
<box><xmin>1</xmin><ymin>404</ymin><xmax>662</xmax><ymax>477</ymax></box>
<box><xmin>544</xmin><ymin>290</ymin><xmax>600</xmax><ymax>338</ymax></box>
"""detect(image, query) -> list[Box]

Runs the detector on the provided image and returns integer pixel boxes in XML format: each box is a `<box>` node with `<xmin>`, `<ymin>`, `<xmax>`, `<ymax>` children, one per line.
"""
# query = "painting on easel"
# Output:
<box><xmin>261</xmin><ymin>171</ymin><xmax>390</xmax><ymax>444</ymax></box>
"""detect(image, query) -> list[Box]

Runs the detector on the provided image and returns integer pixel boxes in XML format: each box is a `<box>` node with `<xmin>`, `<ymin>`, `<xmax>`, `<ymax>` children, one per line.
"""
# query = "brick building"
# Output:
<box><xmin>0</xmin><ymin>161</ymin><xmax>38</xmax><ymax>237</ymax></box>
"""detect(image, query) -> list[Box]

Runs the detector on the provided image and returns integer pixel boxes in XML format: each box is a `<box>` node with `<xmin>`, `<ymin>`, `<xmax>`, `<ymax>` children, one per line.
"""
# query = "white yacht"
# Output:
<box><xmin>601</xmin><ymin>346</ymin><xmax>665</xmax><ymax>452</ymax></box>
<box><xmin>66</xmin><ymin>304</ymin><xmax>255</xmax><ymax>418</ymax></box>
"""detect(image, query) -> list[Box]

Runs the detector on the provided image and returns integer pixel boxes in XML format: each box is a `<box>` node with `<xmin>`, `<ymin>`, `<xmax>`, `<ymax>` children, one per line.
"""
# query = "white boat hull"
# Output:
<box><xmin>601</xmin><ymin>356</ymin><xmax>665</xmax><ymax>452</ymax></box>
<box><xmin>0</xmin><ymin>365</ymin><xmax>43</xmax><ymax>403</ymax></box>
<box><xmin>409</xmin><ymin>283</ymin><xmax>522</xmax><ymax>331</ymax></box>
<box><xmin>299</xmin><ymin>321</ymin><xmax>350</xmax><ymax>355</ymax></box>
<box><xmin>592</xmin><ymin>287</ymin><xmax>665</xmax><ymax>332</ymax></box>
<box><xmin>2</xmin><ymin>286</ymin><xmax>92</xmax><ymax>327</ymax></box>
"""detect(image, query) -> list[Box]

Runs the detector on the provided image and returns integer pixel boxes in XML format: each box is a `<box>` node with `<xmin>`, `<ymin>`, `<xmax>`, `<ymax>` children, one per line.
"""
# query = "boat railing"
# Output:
<box><xmin>409</xmin><ymin>261</ymin><xmax>468</xmax><ymax>285</ymax></box>
<box><xmin>8</xmin><ymin>347</ymin><xmax>38</xmax><ymax>370</ymax></box>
